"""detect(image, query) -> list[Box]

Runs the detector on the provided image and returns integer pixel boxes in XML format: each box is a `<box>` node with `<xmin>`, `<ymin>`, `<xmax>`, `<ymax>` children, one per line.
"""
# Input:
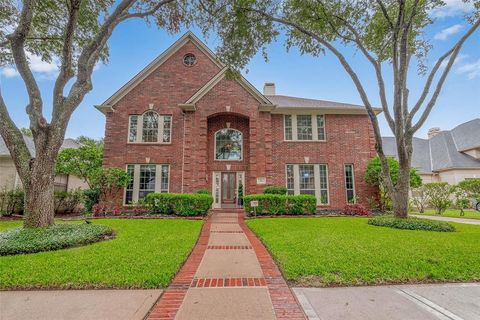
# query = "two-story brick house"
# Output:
<box><xmin>97</xmin><ymin>32</ymin><xmax>380</xmax><ymax>209</ymax></box>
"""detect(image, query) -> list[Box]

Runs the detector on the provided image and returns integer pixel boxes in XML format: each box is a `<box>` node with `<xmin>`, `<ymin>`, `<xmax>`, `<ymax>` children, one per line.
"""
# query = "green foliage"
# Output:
<box><xmin>0</xmin><ymin>223</ymin><xmax>114</xmax><ymax>256</ymax></box>
<box><xmin>368</xmin><ymin>216</ymin><xmax>455</xmax><ymax>232</ymax></box>
<box><xmin>411</xmin><ymin>185</ymin><xmax>430</xmax><ymax>213</ymax></box>
<box><xmin>453</xmin><ymin>186</ymin><xmax>471</xmax><ymax>216</ymax></box>
<box><xmin>19</xmin><ymin>128</ymin><xmax>32</xmax><ymax>137</ymax></box>
<box><xmin>0</xmin><ymin>219</ymin><xmax>202</xmax><ymax>289</ymax></box>
<box><xmin>237</xmin><ymin>182</ymin><xmax>244</xmax><ymax>205</ymax></box>
<box><xmin>83</xmin><ymin>189</ymin><xmax>100</xmax><ymax>213</ymax></box>
<box><xmin>263</xmin><ymin>186</ymin><xmax>288</xmax><ymax>195</ymax></box>
<box><xmin>144</xmin><ymin>193</ymin><xmax>214</xmax><ymax>216</ymax></box>
<box><xmin>365</xmin><ymin>156</ymin><xmax>422</xmax><ymax>210</ymax></box>
<box><xmin>54</xmin><ymin>190</ymin><xmax>85</xmax><ymax>214</ymax></box>
<box><xmin>194</xmin><ymin>188</ymin><xmax>211</xmax><ymax>194</ymax></box>
<box><xmin>76</xmin><ymin>136</ymin><xmax>104</xmax><ymax>149</ymax></box>
<box><xmin>424</xmin><ymin>182</ymin><xmax>453</xmax><ymax>215</ymax></box>
<box><xmin>90</xmin><ymin>167</ymin><xmax>130</xmax><ymax>200</ymax></box>
<box><xmin>458</xmin><ymin>178</ymin><xmax>480</xmax><ymax>200</ymax></box>
<box><xmin>243</xmin><ymin>194</ymin><xmax>316</xmax><ymax>215</ymax></box>
<box><xmin>0</xmin><ymin>188</ymin><xmax>24</xmax><ymax>216</ymax></box>
<box><xmin>56</xmin><ymin>145</ymin><xmax>103</xmax><ymax>188</ymax></box>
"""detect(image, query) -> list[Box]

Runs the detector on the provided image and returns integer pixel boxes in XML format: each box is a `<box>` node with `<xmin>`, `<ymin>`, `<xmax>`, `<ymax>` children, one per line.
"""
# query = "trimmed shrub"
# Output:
<box><xmin>83</xmin><ymin>188</ymin><xmax>100</xmax><ymax>213</ymax></box>
<box><xmin>0</xmin><ymin>188</ymin><xmax>24</xmax><ymax>216</ymax></box>
<box><xmin>424</xmin><ymin>182</ymin><xmax>453</xmax><ymax>215</ymax></box>
<box><xmin>368</xmin><ymin>216</ymin><xmax>455</xmax><ymax>232</ymax></box>
<box><xmin>343</xmin><ymin>204</ymin><xmax>371</xmax><ymax>216</ymax></box>
<box><xmin>54</xmin><ymin>189</ymin><xmax>85</xmax><ymax>214</ymax></box>
<box><xmin>263</xmin><ymin>186</ymin><xmax>287</xmax><ymax>195</ymax></box>
<box><xmin>0</xmin><ymin>223</ymin><xmax>115</xmax><ymax>256</ymax></box>
<box><xmin>144</xmin><ymin>193</ymin><xmax>213</xmax><ymax>216</ymax></box>
<box><xmin>243</xmin><ymin>194</ymin><xmax>316</xmax><ymax>216</ymax></box>
<box><xmin>195</xmin><ymin>189</ymin><xmax>211</xmax><ymax>194</ymax></box>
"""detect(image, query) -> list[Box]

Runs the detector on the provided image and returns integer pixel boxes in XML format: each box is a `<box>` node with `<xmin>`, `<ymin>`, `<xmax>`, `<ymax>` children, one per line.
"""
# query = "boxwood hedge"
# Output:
<box><xmin>144</xmin><ymin>193</ymin><xmax>213</xmax><ymax>216</ymax></box>
<box><xmin>243</xmin><ymin>194</ymin><xmax>316</xmax><ymax>216</ymax></box>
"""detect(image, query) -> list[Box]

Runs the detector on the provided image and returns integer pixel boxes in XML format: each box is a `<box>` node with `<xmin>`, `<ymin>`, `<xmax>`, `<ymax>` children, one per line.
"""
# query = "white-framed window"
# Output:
<box><xmin>128</xmin><ymin>111</ymin><xmax>172</xmax><ymax>143</ymax></box>
<box><xmin>215</xmin><ymin>128</ymin><xmax>243</xmax><ymax>161</ymax></box>
<box><xmin>283</xmin><ymin>114</ymin><xmax>326</xmax><ymax>141</ymax></box>
<box><xmin>286</xmin><ymin>164</ymin><xmax>329</xmax><ymax>205</ymax></box>
<box><xmin>124</xmin><ymin>164</ymin><xmax>169</xmax><ymax>204</ymax></box>
<box><xmin>344</xmin><ymin>164</ymin><xmax>356</xmax><ymax>203</ymax></box>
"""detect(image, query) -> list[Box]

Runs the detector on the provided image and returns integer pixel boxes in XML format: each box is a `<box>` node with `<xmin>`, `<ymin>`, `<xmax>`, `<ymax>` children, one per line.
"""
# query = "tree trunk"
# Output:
<box><xmin>391</xmin><ymin>156</ymin><xmax>412</xmax><ymax>219</ymax></box>
<box><xmin>23</xmin><ymin>158</ymin><xmax>56</xmax><ymax>228</ymax></box>
<box><xmin>391</xmin><ymin>185</ymin><xmax>409</xmax><ymax>218</ymax></box>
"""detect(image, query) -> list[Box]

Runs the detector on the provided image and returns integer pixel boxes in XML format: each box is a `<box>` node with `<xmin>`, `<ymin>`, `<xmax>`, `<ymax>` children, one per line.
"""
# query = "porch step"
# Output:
<box><xmin>209</xmin><ymin>208</ymin><xmax>245</xmax><ymax>214</ymax></box>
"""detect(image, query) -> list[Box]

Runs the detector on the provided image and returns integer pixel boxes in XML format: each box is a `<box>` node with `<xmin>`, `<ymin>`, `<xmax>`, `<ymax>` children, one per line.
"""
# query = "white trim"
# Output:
<box><xmin>127</xmin><ymin>111</ymin><xmax>173</xmax><ymax>144</ymax></box>
<box><xmin>214</xmin><ymin>128</ymin><xmax>243</xmax><ymax>161</ymax></box>
<box><xmin>123</xmin><ymin>163</ymin><xmax>170</xmax><ymax>205</ymax></box>
<box><xmin>285</xmin><ymin>164</ymin><xmax>330</xmax><ymax>205</ymax></box>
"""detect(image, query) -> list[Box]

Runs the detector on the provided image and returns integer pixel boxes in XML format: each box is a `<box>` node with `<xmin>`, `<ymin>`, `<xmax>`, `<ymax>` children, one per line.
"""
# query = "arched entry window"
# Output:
<box><xmin>215</xmin><ymin>128</ymin><xmax>242</xmax><ymax>160</ymax></box>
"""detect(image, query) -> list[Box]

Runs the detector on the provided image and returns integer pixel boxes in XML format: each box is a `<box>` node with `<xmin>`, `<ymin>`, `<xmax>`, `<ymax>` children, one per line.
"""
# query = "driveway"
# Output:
<box><xmin>0</xmin><ymin>290</ymin><xmax>162</xmax><ymax>320</ymax></box>
<box><xmin>294</xmin><ymin>283</ymin><xmax>480</xmax><ymax>320</ymax></box>
<box><xmin>411</xmin><ymin>214</ymin><xmax>480</xmax><ymax>225</ymax></box>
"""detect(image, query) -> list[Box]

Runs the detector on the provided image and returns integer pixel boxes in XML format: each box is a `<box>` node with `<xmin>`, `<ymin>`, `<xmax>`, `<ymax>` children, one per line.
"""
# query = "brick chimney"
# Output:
<box><xmin>428</xmin><ymin>127</ymin><xmax>441</xmax><ymax>139</ymax></box>
<box><xmin>263</xmin><ymin>82</ymin><xmax>276</xmax><ymax>95</ymax></box>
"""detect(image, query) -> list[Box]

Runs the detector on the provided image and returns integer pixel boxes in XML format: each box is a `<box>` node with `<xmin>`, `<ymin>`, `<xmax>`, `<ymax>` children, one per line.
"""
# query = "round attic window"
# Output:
<box><xmin>183</xmin><ymin>53</ymin><xmax>197</xmax><ymax>66</ymax></box>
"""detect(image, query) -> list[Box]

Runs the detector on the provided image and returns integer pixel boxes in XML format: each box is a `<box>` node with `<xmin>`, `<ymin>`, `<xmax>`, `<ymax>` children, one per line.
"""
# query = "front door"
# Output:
<box><xmin>221</xmin><ymin>172</ymin><xmax>236</xmax><ymax>205</ymax></box>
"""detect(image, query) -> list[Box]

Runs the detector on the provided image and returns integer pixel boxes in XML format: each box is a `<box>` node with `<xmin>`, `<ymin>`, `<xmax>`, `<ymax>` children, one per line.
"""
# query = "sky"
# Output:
<box><xmin>0</xmin><ymin>1</ymin><xmax>479</xmax><ymax>141</ymax></box>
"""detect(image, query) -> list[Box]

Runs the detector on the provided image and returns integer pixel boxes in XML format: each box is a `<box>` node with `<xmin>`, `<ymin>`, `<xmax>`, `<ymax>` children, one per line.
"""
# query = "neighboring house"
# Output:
<box><xmin>383</xmin><ymin>118</ymin><xmax>480</xmax><ymax>185</ymax></box>
<box><xmin>97</xmin><ymin>32</ymin><xmax>381</xmax><ymax>209</ymax></box>
<box><xmin>0</xmin><ymin>136</ymin><xmax>88</xmax><ymax>192</ymax></box>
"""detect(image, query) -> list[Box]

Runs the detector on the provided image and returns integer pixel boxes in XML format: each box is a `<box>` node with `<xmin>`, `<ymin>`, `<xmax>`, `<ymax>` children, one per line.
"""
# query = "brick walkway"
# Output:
<box><xmin>146</xmin><ymin>209</ymin><xmax>306</xmax><ymax>320</ymax></box>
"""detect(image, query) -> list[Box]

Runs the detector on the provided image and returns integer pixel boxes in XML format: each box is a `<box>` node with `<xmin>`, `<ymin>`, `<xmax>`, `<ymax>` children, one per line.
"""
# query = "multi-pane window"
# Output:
<box><xmin>128</xmin><ymin>112</ymin><xmax>172</xmax><ymax>143</ymax></box>
<box><xmin>162</xmin><ymin>116</ymin><xmax>172</xmax><ymax>143</ymax></box>
<box><xmin>215</xmin><ymin>128</ymin><xmax>242</xmax><ymax>160</ymax></box>
<box><xmin>319</xmin><ymin>164</ymin><xmax>328</xmax><ymax>204</ymax></box>
<box><xmin>286</xmin><ymin>164</ymin><xmax>329</xmax><ymax>205</ymax></box>
<box><xmin>286</xmin><ymin>164</ymin><xmax>294</xmax><ymax>195</ymax></box>
<box><xmin>125</xmin><ymin>165</ymin><xmax>135</xmax><ymax>204</ymax></box>
<box><xmin>124</xmin><ymin>164</ymin><xmax>170</xmax><ymax>204</ymax></box>
<box><xmin>142</xmin><ymin>112</ymin><xmax>159</xmax><ymax>142</ymax></box>
<box><xmin>128</xmin><ymin>116</ymin><xmax>138</xmax><ymax>143</ymax></box>
<box><xmin>283</xmin><ymin>114</ymin><xmax>326</xmax><ymax>141</ymax></box>
<box><xmin>317</xmin><ymin>115</ymin><xmax>325</xmax><ymax>140</ymax></box>
<box><xmin>296</xmin><ymin>115</ymin><xmax>313</xmax><ymax>140</ymax></box>
<box><xmin>160</xmin><ymin>165</ymin><xmax>169</xmax><ymax>192</ymax></box>
<box><xmin>284</xmin><ymin>115</ymin><xmax>293</xmax><ymax>140</ymax></box>
<box><xmin>345</xmin><ymin>164</ymin><xmax>356</xmax><ymax>203</ymax></box>
<box><xmin>139</xmin><ymin>165</ymin><xmax>156</xmax><ymax>199</ymax></box>
<box><xmin>299</xmin><ymin>165</ymin><xmax>315</xmax><ymax>195</ymax></box>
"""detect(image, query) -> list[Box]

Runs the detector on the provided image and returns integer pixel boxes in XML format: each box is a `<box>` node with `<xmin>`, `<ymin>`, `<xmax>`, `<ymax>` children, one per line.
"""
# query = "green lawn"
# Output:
<box><xmin>246</xmin><ymin>217</ymin><xmax>480</xmax><ymax>286</ymax></box>
<box><xmin>412</xmin><ymin>209</ymin><xmax>480</xmax><ymax>220</ymax></box>
<box><xmin>0</xmin><ymin>219</ymin><xmax>202</xmax><ymax>289</ymax></box>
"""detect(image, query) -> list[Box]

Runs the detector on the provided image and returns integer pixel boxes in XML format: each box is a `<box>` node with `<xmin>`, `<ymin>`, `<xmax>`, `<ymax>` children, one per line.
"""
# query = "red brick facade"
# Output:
<box><xmin>101</xmin><ymin>33</ymin><xmax>377</xmax><ymax>209</ymax></box>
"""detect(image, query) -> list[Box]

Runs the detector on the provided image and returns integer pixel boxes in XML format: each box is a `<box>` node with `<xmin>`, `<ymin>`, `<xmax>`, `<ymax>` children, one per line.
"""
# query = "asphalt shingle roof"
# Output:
<box><xmin>382</xmin><ymin>119</ymin><xmax>480</xmax><ymax>173</ymax></box>
<box><xmin>0</xmin><ymin>136</ymin><xmax>81</xmax><ymax>157</ymax></box>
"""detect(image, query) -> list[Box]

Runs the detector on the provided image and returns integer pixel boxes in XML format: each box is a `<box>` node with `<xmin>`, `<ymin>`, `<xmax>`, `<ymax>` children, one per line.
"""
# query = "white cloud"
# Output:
<box><xmin>434</xmin><ymin>24</ymin><xmax>464</xmax><ymax>40</ymax></box>
<box><xmin>26</xmin><ymin>52</ymin><xmax>59</xmax><ymax>75</ymax></box>
<box><xmin>440</xmin><ymin>53</ymin><xmax>468</xmax><ymax>68</ymax></box>
<box><xmin>457</xmin><ymin>58</ymin><xmax>480</xmax><ymax>79</ymax></box>
<box><xmin>1</xmin><ymin>67</ymin><xmax>19</xmax><ymax>78</ymax></box>
<box><xmin>431</xmin><ymin>0</ymin><xmax>475</xmax><ymax>18</ymax></box>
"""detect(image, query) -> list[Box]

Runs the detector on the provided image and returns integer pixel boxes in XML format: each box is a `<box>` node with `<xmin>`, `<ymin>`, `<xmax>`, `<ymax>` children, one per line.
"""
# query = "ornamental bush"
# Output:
<box><xmin>144</xmin><ymin>193</ymin><xmax>213</xmax><ymax>216</ymax></box>
<box><xmin>424</xmin><ymin>182</ymin><xmax>453</xmax><ymax>215</ymax></box>
<box><xmin>263</xmin><ymin>186</ymin><xmax>288</xmax><ymax>195</ymax></box>
<box><xmin>343</xmin><ymin>204</ymin><xmax>371</xmax><ymax>216</ymax></box>
<box><xmin>368</xmin><ymin>216</ymin><xmax>455</xmax><ymax>232</ymax></box>
<box><xmin>243</xmin><ymin>194</ymin><xmax>316</xmax><ymax>216</ymax></box>
<box><xmin>0</xmin><ymin>187</ymin><xmax>24</xmax><ymax>216</ymax></box>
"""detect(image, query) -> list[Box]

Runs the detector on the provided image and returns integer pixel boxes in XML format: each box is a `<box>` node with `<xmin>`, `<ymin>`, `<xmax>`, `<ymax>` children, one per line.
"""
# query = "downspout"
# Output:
<box><xmin>181</xmin><ymin>112</ymin><xmax>186</xmax><ymax>193</ymax></box>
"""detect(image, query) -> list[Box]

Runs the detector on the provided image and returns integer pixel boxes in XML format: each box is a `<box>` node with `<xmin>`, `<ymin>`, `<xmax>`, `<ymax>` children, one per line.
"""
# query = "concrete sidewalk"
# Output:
<box><xmin>411</xmin><ymin>214</ymin><xmax>480</xmax><ymax>225</ymax></box>
<box><xmin>0</xmin><ymin>290</ymin><xmax>162</xmax><ymax>320</ymax></box>
<box><xmin>294</xmin><ymin>283</ymin><xmax>480</xmax><ymax>320</ymax></box>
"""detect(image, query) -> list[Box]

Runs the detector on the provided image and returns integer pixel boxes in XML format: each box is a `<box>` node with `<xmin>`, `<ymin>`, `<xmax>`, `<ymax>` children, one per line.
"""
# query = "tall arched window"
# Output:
<box><xmin>142</xmin><ymin>111</ymin><xmax>159</xmax><ymax>142</ymax></box>
<box><xmin>215</xmin><ymin>128</ymin><xmax>242</xmax><ymax>160</ymax></box>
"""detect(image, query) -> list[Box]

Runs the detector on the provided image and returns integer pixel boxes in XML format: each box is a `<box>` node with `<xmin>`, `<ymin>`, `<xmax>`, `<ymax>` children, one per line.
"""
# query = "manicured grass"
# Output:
<box><xmin>0</xmin><ymin>219</ymin><xmax>202</xmax><ymax>289</ymax></box>
<box><xmin>0</xmin><ymin>223</ymin><xmax>115</xmax><ymax>255</ymax></box>
<box><xmin>246</xmin><ymin>217</ymin><xmax>480</xmax><ymax>286</ymax></box>
<box><xmin>412</xmin><ymin>209</ymin><xmax>480</xmax><ymax>220</ymax></box>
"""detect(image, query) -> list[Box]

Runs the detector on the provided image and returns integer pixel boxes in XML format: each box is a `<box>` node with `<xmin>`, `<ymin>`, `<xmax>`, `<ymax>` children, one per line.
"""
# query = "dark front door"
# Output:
<box><xmin>221</xmin><ymin>172</ymin><xmax>236</xmax><ymax>205</ymax></box>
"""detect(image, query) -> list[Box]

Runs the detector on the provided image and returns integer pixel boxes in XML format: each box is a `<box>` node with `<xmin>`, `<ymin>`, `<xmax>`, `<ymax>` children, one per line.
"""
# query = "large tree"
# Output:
<box><xmin>199</xmin><ymin>0</ymin><xmax>480</xmax><ymax>218</ymax></box>
<box><xmin>0</xmin><ymin>0</ymin><xmax>188</xmax><ymax>228</ymax></box>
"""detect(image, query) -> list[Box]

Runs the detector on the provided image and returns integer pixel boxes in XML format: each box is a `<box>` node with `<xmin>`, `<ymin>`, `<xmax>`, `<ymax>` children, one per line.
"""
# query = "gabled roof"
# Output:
<box><xmin>179</xmin><ymin>67</ymin><xmax>272</xmax><ymax>111</ymax></box>
<box><xmin>95</xmin><ymin>32</ymin><xmax>224</xmax><ymax>114</ymax></box>
<box><xmin>0</xmin><ymin>136</ymin><xmax>81</xmax><ymax>157</ymax></box>
<box><xmin>266</xmin><ymin>95</ymin><xmax>383</xmax><ymax>114</ymax></box>
<box><xmin>382</xmin><ymin>119</ymin><xmax>480</xmax><ymax>173</ymax></box>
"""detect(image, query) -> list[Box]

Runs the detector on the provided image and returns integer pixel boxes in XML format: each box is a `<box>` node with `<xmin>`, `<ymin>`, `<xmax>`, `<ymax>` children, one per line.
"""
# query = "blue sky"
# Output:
<box><xmin>1</xmin><ymin>1</ymin><xmax>479</xmax><ymax>140</ymax></box>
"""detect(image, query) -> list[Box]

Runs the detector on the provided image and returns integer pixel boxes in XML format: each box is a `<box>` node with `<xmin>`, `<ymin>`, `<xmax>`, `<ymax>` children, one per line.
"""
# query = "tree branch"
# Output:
<box><xmin>410</xmin><ymin>18</ymin><xmax>480</xmax><ymax>133</ymax></box>
<box><xmin>119</xmin><ymin>0</ymin><xmax>175</xmax><ymax>21</ymax></box>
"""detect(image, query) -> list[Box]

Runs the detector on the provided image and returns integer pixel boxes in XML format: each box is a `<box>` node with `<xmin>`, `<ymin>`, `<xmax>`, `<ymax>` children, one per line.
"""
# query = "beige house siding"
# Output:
<box><xmin>67</xmin><ymin>175</ymin><xmax>89</xmax><ymax>191</ymax></box>
<box><xmin>437</xmin><ymin>169</ymin><xmax>480</xmax><ymax>185</ymax></box>
<box><xmin>0</xmin><ymin>158</ymin><xmax>19</xmax><ymax>190</ymax></box>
